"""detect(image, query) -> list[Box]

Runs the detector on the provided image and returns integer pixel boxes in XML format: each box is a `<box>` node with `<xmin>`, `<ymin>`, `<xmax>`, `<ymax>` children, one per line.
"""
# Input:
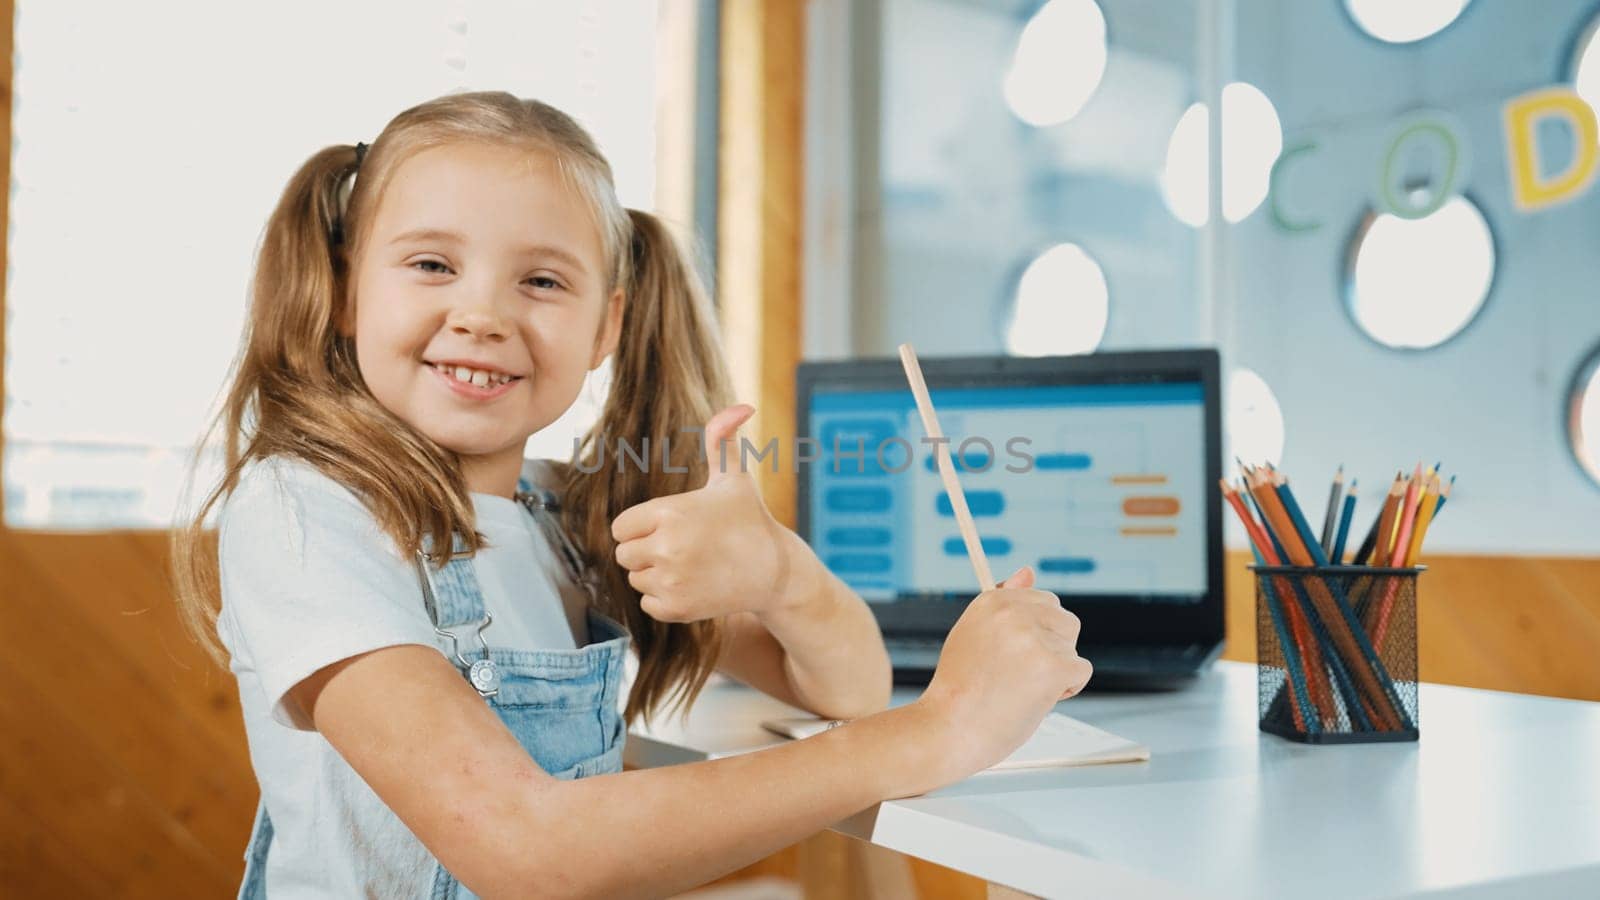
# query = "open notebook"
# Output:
<box><xmin>761</xmin><ymin>711</ymin><xmax>1150</xmax><ymax>771</ymax></box>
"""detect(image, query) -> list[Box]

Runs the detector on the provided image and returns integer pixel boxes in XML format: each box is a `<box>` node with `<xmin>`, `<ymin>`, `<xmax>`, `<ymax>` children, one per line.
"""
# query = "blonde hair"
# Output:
<box><xmin>171</xmin><ymin>90</ymin><xmax>733</xmax><ymax>726</ymax></box>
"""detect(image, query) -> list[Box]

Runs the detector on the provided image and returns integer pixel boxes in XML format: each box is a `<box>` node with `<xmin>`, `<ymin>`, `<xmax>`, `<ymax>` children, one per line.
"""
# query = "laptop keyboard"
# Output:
<box><xmin>1082</xmin><ymin>643</ymin><xmax>1206</xmax><ymax>675</ymax></box>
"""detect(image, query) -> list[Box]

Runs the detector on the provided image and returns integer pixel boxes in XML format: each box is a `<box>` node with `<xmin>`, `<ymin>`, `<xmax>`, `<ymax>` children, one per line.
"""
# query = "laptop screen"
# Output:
<box><xmin>796</xmin><ymin>350</ymin><xmax>1223</xmax><ymax>644</ymax></box>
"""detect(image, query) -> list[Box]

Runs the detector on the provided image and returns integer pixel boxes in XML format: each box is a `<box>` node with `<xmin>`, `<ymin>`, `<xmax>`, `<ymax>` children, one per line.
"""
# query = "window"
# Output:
<box><xmin>826</xmin><ymin>0</ymin><xmax>1206</xmax><ymax>358</ymax></box>
<box><xmin>3</xmin><ymin>0</ymin><xmax>663</xmax><ymax>527</ymax></box>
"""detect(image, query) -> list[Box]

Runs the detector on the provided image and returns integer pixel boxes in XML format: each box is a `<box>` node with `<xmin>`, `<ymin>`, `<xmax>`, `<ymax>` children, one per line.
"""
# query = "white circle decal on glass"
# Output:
<box><xmin>1005</xmin><ymin>243</ymin><xmax>1109</xmax><ymax>357</ymax></box>
<box><xmin>1569</xmin><ymin>15</ymin><xmax>1600</xmax><ymax>135</ymax></box>
<box><xmin>1161</xmin><ymin>82</ymin><xmax>1282</xmax><ymax>227</ymax></box>
<box><xmin>1344</xmin><ymin>0</ymin><xmax>1470</xmax><ymax>44</ymax></box>
<box><xmin>1003</xmin><ymin>0</ymin><xmax>1108</xmax><ymax>128</ymax></box>
<box><xmin>1346</xmin><ymin>195</ymin><xmax>1495</xmax><ymax>349</ymax></box>
<box><xmin>1227</xmin><ymin>368</ymin><xmax>1285</xmax><ymax>468</ymax></box>
<box><xmin>1569</xmin><ymin>346</ymin><xmax>1600</xmax><ymax>487</ymax></box>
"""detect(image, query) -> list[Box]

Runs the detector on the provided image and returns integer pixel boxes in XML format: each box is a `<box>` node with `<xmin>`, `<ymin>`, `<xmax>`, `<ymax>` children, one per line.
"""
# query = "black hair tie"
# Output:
<box><xmin>332</xmin><ymin>142</ymin><xmax>370</xmax><ymax>247</ymax></box>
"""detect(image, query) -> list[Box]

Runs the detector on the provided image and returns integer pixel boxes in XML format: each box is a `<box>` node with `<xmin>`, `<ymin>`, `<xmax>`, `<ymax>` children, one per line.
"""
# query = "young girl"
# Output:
<box><xmin>172</xmin><ymin>90</ymin><xmax>1093</xmax><ymax>899</ymax></box>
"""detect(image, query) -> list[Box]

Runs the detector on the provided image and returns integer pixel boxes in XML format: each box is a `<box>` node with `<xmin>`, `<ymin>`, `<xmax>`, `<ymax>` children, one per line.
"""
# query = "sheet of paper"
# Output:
<box><xmin>760</xmin><ymin>711</ymin><xmax>1150</xmax><ymax>770</ymax></box>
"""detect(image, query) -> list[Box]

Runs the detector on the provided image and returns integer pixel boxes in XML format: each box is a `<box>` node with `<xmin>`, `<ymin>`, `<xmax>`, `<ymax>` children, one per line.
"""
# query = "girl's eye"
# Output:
<box><xmin>410</xmin><ymin>260</ymin><xmax>562</xmax><ymax>292</ymax></box>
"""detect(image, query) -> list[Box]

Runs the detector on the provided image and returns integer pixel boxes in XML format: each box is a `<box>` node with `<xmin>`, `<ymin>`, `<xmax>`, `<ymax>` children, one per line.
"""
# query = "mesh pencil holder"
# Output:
<box><xmin>1250</xmin><ymin>565</ymin><xmax>1422</xmax><ymax>744</ymax></box>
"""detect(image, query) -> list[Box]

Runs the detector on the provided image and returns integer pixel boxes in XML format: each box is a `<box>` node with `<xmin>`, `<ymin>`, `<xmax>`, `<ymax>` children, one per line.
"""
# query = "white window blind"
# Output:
<box><xmin>3</xmin><ymin>0</ymin><xmax>655</xmax><ymax>528</ymax></box>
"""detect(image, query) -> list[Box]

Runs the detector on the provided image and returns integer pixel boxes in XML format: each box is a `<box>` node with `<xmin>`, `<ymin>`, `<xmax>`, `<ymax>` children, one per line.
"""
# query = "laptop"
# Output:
<box><xmin>796</xmin><ymin>349</ymin><xmax>1225</xmax><ymax>690</ymax></box>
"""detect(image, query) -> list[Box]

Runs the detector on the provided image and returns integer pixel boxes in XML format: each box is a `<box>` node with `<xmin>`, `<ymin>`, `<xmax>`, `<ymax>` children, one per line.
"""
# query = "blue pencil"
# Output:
<box><xmin>1250</xmin><ymin>541</ymin><xmax>1320</xmax><ymax>733</ymax></box>
<box><xmin>1330</xmin><ymin>480</ymin><xmax>1358</xmax><ymax>565</ymax></box>
<box><xmin>1433</xmin><ymin>474</ymin><xmax>1455</xmax><ymax>514</ymax></box>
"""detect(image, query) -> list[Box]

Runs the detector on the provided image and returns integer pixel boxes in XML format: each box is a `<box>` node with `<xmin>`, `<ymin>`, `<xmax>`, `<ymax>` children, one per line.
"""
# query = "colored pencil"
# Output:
<box><xmin>1386</xmin><ymin>467</ymin><xmax>1425</xmax><ymax>567</ymax></box>
<box><xmin>1330</xmin><ymin>480</ymin><xmax>1358</xmax><ymax>565</ymax></box>
<box><xmin>1320</xmin><ymin>466</ymin><xmax>1344</xmax><ymax>557</ymax></box>
<box><xmin>1383</xmin><ymin>465</ymin><xmax>1423</xmax><ymax>564</ymax></box>
<box><xmin>1361</xmin><ymin>468</ymin><xmax>1422</xmax><ymax>633</ymax></box>
<box><xmin>1369</xmin><ymin>474</ymin><xmax>1444</xmax><ymax>648</ymax></box>
<box><xmin>1434</xmin><ymin>475</ymin><xmax>1455</xmax><ymax>515</ymax></box>
<box><xmin>1240</xmin><ymin>472</ymin><xmax>1340</xmax><ymax>724</ymax></box>
<box><xmin>1222</xmin><ymin>479</ymin><xmax>1273</xmax><ymax>561</ymax></box>
<box><xmin>1354</xmin><ymin>472</ymin><xmax>1404</xmax><ymax>566</ymax></box>
<box><xmin>1234</xmin><ymin>477</ymin><xmax>1338</xmax><ymax>724</ymax></box>
<box><xmin>1350</xmin><ymin>473</ymin><xmax>1404</xmax><ymax>620</ymax></box>
<box><xmin>1402</xmin><ymin>473</ymin><xmax>1441</xmax><ymax>568</ymax></box>
<box><xmin>1224</xmin><ymin>480</ymin><xmax>1316</xmax><ymax>732</ymax></box>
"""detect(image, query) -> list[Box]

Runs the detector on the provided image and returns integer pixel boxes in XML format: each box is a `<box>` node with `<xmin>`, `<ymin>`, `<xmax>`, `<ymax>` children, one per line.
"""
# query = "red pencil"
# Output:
<box><xmin>1387</xmin><ymin>464</ymin><xmax>1425</xmax><ymax>567</ymax></box>
<box><xmin>1222</xmin><ymin>479</ymin><xmax>1337</xmax><ymax>728</ymax></box>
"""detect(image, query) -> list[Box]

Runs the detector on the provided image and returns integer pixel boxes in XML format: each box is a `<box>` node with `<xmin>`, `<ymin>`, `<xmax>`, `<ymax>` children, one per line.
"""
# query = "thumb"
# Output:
<box><xmin>1000</xmin><ymin>565</ymin><xmax>1035</xmax><ymax>590</ymax></box>
<box><xmin>703</xmin><ymin>403</ymin><xmax>756</xmax><ymax>483</ymax></box>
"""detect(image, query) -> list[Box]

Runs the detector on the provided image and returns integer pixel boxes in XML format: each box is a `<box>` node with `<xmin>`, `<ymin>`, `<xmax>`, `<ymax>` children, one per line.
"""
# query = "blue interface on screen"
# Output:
<box><xmin>806</xmin><ymin>382</ymin><xmax>1206</xmax><ymax>604</ymax></box>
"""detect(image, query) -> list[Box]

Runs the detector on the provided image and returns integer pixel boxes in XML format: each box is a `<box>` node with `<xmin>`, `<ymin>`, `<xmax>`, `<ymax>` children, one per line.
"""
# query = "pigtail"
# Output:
<box><xmin>172</xmin><ymin>141</ymin><xmax>478</xmax><ymax>670</ymax></box>
<box><xmin>560</xmin><ymin>209</ymin><xmax>735</xmax><ymax>727</ymax></box>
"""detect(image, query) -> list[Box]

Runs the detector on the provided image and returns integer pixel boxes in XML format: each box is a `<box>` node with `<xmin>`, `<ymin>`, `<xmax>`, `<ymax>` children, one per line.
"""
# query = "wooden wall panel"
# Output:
<box><xmin>0</xmin><ymin>531</ymin><xmax>256</xmax><ymax>896</ymax></box>
<box><xmin>717</xmin><ymin>0</ymin><xmax>804</xmax><ymax>532</ymax></box>
<box><xmin>1221</xmin><ymin>549</ymin><xmax>1600</xmax><ymax>701</ymax></box>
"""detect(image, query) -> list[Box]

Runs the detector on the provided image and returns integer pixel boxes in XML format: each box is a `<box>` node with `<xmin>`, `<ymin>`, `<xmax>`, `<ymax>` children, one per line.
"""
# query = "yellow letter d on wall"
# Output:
<box><xmin>1504</xmin><ymin>87</ymin><xmax>1599</xmax><ymax>212</ymax></box>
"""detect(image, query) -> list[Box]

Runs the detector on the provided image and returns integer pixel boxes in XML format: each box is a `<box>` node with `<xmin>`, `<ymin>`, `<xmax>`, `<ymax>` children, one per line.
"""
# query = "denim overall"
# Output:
<box><xmin>237</xmin><ymin>476</ymin><xmax>631</xmax><ymax>899</ymax></box>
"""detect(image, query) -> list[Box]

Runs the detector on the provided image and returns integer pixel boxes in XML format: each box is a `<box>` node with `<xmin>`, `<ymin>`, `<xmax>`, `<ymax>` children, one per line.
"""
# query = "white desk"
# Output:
<box><xmin>626</xmin><ymin>661</ymin><xmax>1600</xmax><ymax>899</ymax></box>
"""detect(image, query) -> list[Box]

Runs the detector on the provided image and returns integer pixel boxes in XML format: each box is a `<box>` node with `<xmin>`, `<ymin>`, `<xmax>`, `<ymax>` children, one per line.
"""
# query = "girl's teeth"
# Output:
<box><xmin>437</xmin><ymin>363</ymin><xmax>514</xmax><ymax>387</ymax></box>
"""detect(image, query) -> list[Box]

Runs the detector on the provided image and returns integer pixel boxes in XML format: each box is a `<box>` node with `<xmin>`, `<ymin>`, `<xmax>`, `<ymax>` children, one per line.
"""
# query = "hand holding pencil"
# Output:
<box><xmin>893</xmin><ymin>343</ymin><xmax>1095</xmax><ymax>787</ymax></box>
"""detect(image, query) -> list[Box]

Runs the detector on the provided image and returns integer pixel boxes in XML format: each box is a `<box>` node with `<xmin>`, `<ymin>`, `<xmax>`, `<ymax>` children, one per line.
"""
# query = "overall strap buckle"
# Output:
<box><xmin>412</xmin><ymin>550</ymin><xmax>501</xmax><ymax>699</ymax></box>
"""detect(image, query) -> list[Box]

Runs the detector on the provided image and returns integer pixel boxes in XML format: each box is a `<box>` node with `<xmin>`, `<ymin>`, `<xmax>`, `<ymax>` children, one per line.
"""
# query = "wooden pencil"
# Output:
<box><xmin>1383</xmin><ymin>464</ymin><xmax>1423</xmax><ymax>564</ymax></box>
<box><xmin>1369</xmin><ymin>468</ymin><xmax>1440</xmax><ymax>645</ymax></box>
<box><xmin>1223</xmin><ymin>480</ymin><xmax>1316</xmax><ymax>732</ymax></box>
<box><xmin>1402</xmin><ymin>473</ymin><xmax>1441</xmax><ymax>567</ymax></box>
<box><xmin>1239</xmin><ymin>472</ymin><xmax>1338</xmax><ymax>724</ymax></box>
<box><xmin>1320</xmin><ymin>465</ymin><xmax>1344</xmax><ymax>557</ymax></box>
<box><xmin>898</xmin><ymin>343</ymin><xmax>994</xmax><ymax>592</ymax></box>
<box><xmin>1434</xmin><ymin>475</ymin><xmax>1455</xmax><ymax>515</ymax></box>
<box><xmin>1355</xmin><ymin>473</ymin><xmax>1404</xmax><ymax>566</ymax></box>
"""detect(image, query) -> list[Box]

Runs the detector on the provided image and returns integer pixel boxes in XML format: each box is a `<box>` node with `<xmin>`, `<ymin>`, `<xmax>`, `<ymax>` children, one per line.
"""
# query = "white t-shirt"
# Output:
<box><xmin>216</xmin><ymin>454</ymin><xmax>607</xmax><ymax>897</ymax></box>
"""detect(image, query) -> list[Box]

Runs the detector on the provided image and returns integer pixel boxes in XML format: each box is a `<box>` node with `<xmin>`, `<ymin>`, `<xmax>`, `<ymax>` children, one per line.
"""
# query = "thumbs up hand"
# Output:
<box><xmin>610</xmin><ymin>404</ymin><xmax>797</xmax><ymax>624</ymax></box>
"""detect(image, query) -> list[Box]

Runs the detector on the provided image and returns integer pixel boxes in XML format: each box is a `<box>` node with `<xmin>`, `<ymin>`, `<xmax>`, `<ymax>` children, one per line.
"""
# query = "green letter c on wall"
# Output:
<box><xmin>1269</xmin><ymin>140</ymin><xmax>1322</xmax><ymax>233</ymax></box>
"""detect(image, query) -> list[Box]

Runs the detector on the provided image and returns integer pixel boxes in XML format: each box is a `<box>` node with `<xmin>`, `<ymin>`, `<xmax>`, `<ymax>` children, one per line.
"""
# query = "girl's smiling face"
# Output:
<box><xmin>343</xmin><ymin>142</ymin><xmax>622</xmax><ymax>495</ymax></box>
